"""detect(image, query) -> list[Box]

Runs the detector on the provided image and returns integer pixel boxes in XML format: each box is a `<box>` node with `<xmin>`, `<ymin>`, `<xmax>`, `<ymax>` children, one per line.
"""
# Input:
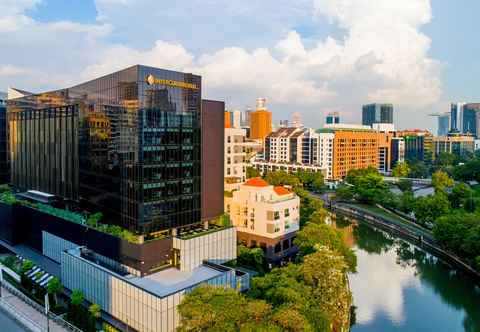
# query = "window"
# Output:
<box><xmin>284</xmin><ymin>208</ymin><xmax>290</xmax><ymax>217</ymax></box>
<box><xmin>250</xmin><ymin>240</ymin><xmax>257</xmax><ymax>247</ymax></box>
<box><xmin>274</xmin><ymin>211</ymin><xmax>280</xmax><ymax>220</ymax></box>
<box><xmin>274</xmin><ymin>243</ymin><xmax>282</xmax><ymax>253</ymax></box>
<box><xmin>227</xmin><ymin>136</ymin><xmax>231</xmax><ymax>143</ymax></box>
<box><xmin>283</xmin><ymin>239</ymin><xmax>290</xmax><ymax>250</ymax></box>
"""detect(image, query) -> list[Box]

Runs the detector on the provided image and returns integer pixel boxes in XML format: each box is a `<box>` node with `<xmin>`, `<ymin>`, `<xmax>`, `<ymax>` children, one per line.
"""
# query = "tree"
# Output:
<box><xmin>413</xmin><ymin>193</ymin><xmax>450</xmax><ymax>227</ymax></box>
<box><xmin>392</xmin><ymin>162</ymin><xmax>410</xmax><ymax>178</ymax></box>
<box><xmin>237</xmin><ymin>245</ymin><xmax>266</xmax><ymax>273</ymax></box>
<box><xmin>433</xmin><ymin>212</ymin><xmax>480</xmax><ymax>267</ymax></box>
<box><xmin>46</xmin><ymin>277</ymin><xmax>62</xmax><ymax>306</ymax></box>
<box><xmin>398</xmin><ymin>190</ymin><xmax>415</xmax><ymax>214</ymax></box>
<box><xmin>177</xmin><ymin>285</ymin><xmax>277</xmax><ymax>331</ymax></box>
<box><xmin>88</xmin><ymin>304</ymin><xmax>102</xmax><ymax>332</ymax></box>
<box><xmin>432</xmin><ymin>170</ymin><xmax>454</xmax><ymax>193</ymax></box>
<box><xmin>86</xmin><ymin>212</ymin><xmax>103</xmax><ymax>228</ymax></box>
<box><xmin>344</xmin><ymin>167</ymin><xmax>389</xmax><ymax>204</ymax></box>
<box><xmin>408</xmin><ymin>160</ymin><xmax>429</xmax><ymax>178</ymax></box>
<box><xmin>294</xmin><ymin>223</ymin><xmax>357</xmax><ymax>272</ymax></box>
<box><xmin>449</xmin><ymin>183</ymin><xmax>473</xmax><ymax>209</ymax></box>
<box><xmin>397</xmin><ymin>179</ymin><xmax>413</xmax><ymax>192</ymax></box>
<box><xmin>300</xmin><ymin>247</ymin><xmax>351</xmax><ymax>330</ymax></box>
<box><xmin>265</xmin><ymin>170</ymin><xmax>302</xmax><ymax>189</ymax></box>
<box><xmin>246</xmin><ymin>166</ymin><xmax>260</xmax><ymax>179</ymax></box>
<box><xmin>435</xmin><ymin>152</ymin><xmax>457</xmax><ymax>168</ymax></box>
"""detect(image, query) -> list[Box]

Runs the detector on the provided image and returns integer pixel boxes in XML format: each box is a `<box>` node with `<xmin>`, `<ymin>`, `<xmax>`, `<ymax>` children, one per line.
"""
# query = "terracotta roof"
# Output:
<box><xmin>244</xmin><ymin>178</ymin><xmax>269</xmax><ymax>187</ymax></box>
<box><xmin>274</xmin><ymin>186</ymin><xmax>291</xmax><ymax>196</ymax></box>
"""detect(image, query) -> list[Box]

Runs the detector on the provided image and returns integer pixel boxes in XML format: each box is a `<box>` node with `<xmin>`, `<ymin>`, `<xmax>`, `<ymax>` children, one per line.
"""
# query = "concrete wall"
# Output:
<box><xmin>201</xmin><ymin>99</ymin><xmax>225</xmax><ymax>221</ymax></box>
<box><xmin>173</xmin><ymin>227</ymin><xmax>236</xmax><ymax>272</ymax></box>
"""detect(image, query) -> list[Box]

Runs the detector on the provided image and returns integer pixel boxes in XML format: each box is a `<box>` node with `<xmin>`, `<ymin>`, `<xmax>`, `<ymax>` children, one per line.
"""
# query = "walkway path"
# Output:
<box><xmin>0</xmin><ymin>280</ymin><xmax>80</xmax><ymax>332</ymax></box>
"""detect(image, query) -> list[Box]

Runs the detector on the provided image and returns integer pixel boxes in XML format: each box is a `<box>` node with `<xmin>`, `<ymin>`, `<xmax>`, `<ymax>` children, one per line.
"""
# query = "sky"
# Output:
<box><xmin>1</xmin><ymin>0</ymin><xmax>479</xmax><ymax>132</ymax></box>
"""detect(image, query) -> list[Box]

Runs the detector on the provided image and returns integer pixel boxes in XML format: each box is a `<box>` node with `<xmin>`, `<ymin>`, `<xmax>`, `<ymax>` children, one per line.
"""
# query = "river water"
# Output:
<box><xmin>340</xmin><ymin>221</ymin><xmax>480</xmax><ymax>332</ymax></box>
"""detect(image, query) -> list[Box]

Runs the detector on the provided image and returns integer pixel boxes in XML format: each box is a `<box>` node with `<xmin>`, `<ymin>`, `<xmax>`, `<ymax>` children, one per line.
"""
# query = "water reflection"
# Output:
<box><xmin>335</xmin><ymin>221</ymin><xmax>480</xmax><ymax>332</ymax></box>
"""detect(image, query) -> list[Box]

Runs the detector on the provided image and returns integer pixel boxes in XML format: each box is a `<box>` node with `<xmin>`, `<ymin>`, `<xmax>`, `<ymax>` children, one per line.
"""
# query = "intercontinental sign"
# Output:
<box><xmin>146</xmin><ymin>74</ymin><xmax>198</xmax><ymax>90</ymax></box>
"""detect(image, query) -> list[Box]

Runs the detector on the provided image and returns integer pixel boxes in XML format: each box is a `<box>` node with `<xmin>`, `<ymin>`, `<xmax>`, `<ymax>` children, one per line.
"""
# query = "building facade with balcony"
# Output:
<box><xmin>225</xmin><ymin>178</ymin><xmax>300</xmax><ymax>264</ymax></box>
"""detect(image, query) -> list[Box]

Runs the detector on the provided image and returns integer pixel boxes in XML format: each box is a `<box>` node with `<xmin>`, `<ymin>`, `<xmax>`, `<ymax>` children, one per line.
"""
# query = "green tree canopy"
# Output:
<box><xmin>432</xmin><ymin>170</ymin><xmax>454</xmax><ymax>193</ymax></box>
<box><xmin>392</xmin><ymin>162</ymin><xmax>410</xmax><ymax>178</ymax></box>
<box><xmin>449</xmin><ymin>183</ymin><xmax>473</xmax><ymax>209</ymax></box>
<box><xmin>246</xmin><ymin>166</ymin><xmax>260</xmax><ymax>179</ymax></box>
<box><xmin>413</xmin><ymin>192</ymin><xmax>450</xmax><ymax>227</ymax></box>
<box><xmin>294</xmin><ymin>223</ymin><xmax>357</xmax><ymax>272</ymax></box>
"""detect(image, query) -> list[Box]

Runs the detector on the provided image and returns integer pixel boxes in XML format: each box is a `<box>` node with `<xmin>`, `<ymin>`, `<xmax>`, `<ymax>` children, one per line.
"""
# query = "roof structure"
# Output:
<box><xmin>244</xmin><ymin>178</ymin><xmax>269</xmax><ymax>187</ymax></box>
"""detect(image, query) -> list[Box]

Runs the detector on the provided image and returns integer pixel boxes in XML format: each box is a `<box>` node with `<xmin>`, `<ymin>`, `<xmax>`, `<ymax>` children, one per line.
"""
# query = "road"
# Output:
<box><xmin>0</xmin><ymin>308</ymin><xmax>28</xmax><ymax>332</ymax></box>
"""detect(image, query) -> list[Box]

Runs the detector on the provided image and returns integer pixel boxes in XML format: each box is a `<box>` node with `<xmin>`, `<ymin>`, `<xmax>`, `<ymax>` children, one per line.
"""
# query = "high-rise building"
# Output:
<box><xmin>201</xmin><ymin>100</ymin><xmax>225</xmax><ymax>221</ymax></box>
<box><xmin>437</xmin><ymin>113</ymin><xmax>450</xmax><ymax>136</ymax></box>
<box><xmin>0</xmin><ymin>92</ymin><xmax>7</xmax><ymax>184</ymax></box>
<box><xmin>225</xmin><ymin>127</ymin><xmax>247</xmax><ymax>188</ymax></box>
<box><xmin>462</xmin><ymin>103</ymin><xmax>480</xmax><ymax>137</ymax></box>
<box><xmin>292</xmin><ymin>112</ymin><xmax>302</xmax><ymax>128</ymax></box>
<box><xmin>8</xmin><ymin>65</ymin><xmax>205</xmax><ymax>234</ymax></box>
<box><xmin>390</xmin><ymin>137</ymin><xmax>405</xmax><ymax>168</ymax></box>
<box><xmin>279</xmin><ymin>120</ymin><xmax>289</xmax><ymax>128</ymax></box>
<box><xmin>450</xmin><ymin>102</ymin><xmax>465</xmax><ymax>132</ymax></box>
<box><xmin>241</xmin><ymin>108</ymin><xmax>252</xmax><ymax>127</ymax></box>
<box><xmin>250</xmin><ymin>98</ymin><xmax>272</xmax><ymax>140</ymax></box>
<box><xmin>231</xmin><ymin>109</ymin><xmax>242</xmax><ymax>129</ymax></box>
<box><xmin>3</xmin><ymin>66</ymin><xmax>244</xmax><ymax>332</ymax></box>
<box><xmin>225</xmin><ymin>110</ymin><xmax>232</xmax><ymax>128</ymax></box>
<box><xmin>395</xmin><ymin>130</ymin><xmax>433</xmax><ymax>163</ymax></box>
<box><xmin>318</xmin><ymin>128</ymin><xmax>387</xmax><ymax>180</ymax></box>
<box><xmin>325</xmin><ymin>112</ymin><xmax>340</xmax><ymax>125</ymax></box>
<box><xmin>362</xmin><ymin>103</ymin><xmax>394</xmax><ymax>126</ymax></box>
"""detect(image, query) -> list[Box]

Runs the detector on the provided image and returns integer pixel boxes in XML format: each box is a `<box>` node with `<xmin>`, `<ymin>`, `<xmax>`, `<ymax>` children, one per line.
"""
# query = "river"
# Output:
<box><xmin>338</xmin><ymin>221</ymin><xmax>480</xmax><ymax>332</ymax></box>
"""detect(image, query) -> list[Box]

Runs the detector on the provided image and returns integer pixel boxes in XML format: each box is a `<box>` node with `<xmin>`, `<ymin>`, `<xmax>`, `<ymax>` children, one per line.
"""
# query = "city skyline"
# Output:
<box><xmin>1</xmin><ymin>1</ymin><xmax>479</xmax><ymax>132</ymax></box>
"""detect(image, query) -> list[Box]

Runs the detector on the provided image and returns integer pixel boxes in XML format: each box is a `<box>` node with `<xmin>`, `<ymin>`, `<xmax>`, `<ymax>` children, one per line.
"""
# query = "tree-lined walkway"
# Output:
<box><xmin>0</xmin><ymin>279</ymin><xmax>77</xmax><ymax>332</ymax></box>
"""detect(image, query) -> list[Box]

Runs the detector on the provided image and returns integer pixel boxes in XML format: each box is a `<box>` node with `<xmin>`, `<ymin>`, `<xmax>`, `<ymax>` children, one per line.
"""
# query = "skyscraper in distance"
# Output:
<box><xmin>250</xmin><ymin>98</ymin><xmax>272</xmax><ymax>140</ymax></box>
<box><xmin>362</xmin><ymin>103</ymin><xmax>393</xmax><ymax>126</ymax></box>
<box><xmin>326</xmin><ymin>112</ymin><xmax>340</xmax><ymax>125</ymax></box>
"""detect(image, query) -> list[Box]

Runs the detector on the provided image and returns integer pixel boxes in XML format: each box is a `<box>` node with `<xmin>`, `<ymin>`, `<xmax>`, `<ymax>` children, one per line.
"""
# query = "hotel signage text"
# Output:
<box><xmin>146</xmin><ymin>74</ymin><xmax>198</xmax><ymax>90</ymax></box>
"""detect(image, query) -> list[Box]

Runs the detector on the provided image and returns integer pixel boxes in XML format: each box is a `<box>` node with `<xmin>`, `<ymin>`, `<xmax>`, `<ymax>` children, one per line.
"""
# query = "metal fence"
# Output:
<box><xmin>333</xmin><ymin>204</ymin><xmax>480</xmax><ymax>279</ymax></box>
<box><xmin>2</xmin><ymin>279</ymin><xmax>83</xmax><ymax>332</ymax></box>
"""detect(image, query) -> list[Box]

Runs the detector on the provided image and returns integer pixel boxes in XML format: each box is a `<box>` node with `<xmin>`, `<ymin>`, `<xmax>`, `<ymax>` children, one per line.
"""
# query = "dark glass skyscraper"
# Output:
<box><xmin>8</xmin><ymin>65</ymin><xmax>203</xmax><ymax>234</ymax></box>
<box><xmin>362</xmin><ymin>103</ymin><xmax>393</xmax><ymax>126</ymax></box>
<box><xmin>462</xmin><ymin>103</ymin><xmax>480</xmax><ymax>137</ymax></box>
<box><xmin>0</xmin><ymin>92</ymin><xmax>7</xmax><ymax>184</ymax></box>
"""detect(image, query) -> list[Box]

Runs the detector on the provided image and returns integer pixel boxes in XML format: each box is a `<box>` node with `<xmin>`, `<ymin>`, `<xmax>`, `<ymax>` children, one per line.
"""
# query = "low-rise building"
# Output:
<box><xmin>225</xmin><ymin>178</ymin><xmax>300</xmax><ymax>264</ymax></box>
<box><xmin>433</xmin><ymin>134</ymin><xmax>475</xmax><ymax>158</ymax></box>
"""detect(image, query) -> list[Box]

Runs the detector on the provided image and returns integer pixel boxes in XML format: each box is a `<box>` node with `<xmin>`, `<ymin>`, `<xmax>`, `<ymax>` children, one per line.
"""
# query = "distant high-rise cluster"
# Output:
<box><xmin>326</xmin><ymin>112</ymin><xmax>340</xmax><ymax>125</ymax></box>
<box><xmin>362</xmin><ymin>103</ymin><xmax>394</xmax><ymax>126</ymax></box>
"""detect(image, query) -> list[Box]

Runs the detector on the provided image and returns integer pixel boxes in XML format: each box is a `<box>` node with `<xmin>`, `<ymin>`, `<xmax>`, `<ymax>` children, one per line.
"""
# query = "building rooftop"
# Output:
<box><xmin>244</xmin><ymin>178</ymin><xmax>269</xmax><ymax>187</ymax></box>
<box><xmin>68</xmin><ymin>247</ymin><xmax>228</xmax><ymax>298</ymax></box>
<box><xmin>129</xmin><ymin>266</ymin><xmax>224</xmax><ymax>298</ymax></box>
<box><xmin>274</xmin><ymin>186</ymin><xmax>291</xmax><ymax>196</ymax></box>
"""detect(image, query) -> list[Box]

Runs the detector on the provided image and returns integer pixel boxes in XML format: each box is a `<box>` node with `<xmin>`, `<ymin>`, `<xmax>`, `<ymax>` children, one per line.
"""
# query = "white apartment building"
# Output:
<box><xmin>225</xmin><ymin>127</ymin><xmax>247</xmax><ymax>189</ymax></box>
<box><xmin>225</xmin><ymin>178</ymin><xmax>300</xmax><ymax>263</ymax></box>
<box><xmin>263</xmin><ymin>127</ymin><xmax>332</xmax><ymax>179</ymax></box>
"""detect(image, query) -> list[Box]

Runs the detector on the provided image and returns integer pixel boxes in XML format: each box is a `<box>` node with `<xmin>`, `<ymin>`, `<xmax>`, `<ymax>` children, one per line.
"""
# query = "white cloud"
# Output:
<box><xmin>0</xmin><ymin>0</ymin><xmax>442</xmax><ymax>129</ymax></box>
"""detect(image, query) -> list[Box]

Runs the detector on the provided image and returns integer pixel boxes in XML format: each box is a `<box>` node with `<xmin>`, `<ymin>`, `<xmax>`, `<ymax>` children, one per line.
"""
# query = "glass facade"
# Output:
<box><xmin>8</xmin><ymin>65</ymin><xmax>202</xmax><ymax>234</ymax></box>
<box><xmin>0</xmin><ymin>95</ymin><xmax>8</xmax><ymax>184</ymax></box>
<box><xmin>462</xmin><ymin>104</ymin><xmax>480</xmax><ymax>137</ymax></box>
<box><xmin>362</xmin><ymin>103</ymin><xmax>394</xmax><ymax>126</ymax></box>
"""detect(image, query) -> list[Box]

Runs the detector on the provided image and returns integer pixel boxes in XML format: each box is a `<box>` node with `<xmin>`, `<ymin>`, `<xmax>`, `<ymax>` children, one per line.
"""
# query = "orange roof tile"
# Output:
<box><xmin>244</xmin><ymin>178</ymin><xmax>269</xmax><ymax>187</ymax></box>
<box><xmin>274</xmin><ymin>186</ymin><xmax>291</xmax><ymax>196</ymax></box>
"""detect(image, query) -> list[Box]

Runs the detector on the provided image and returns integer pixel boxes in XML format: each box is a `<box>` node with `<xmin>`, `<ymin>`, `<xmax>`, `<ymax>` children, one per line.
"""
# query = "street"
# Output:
<box><xmin>0</xmin><ymin>309</ymin><xmax>28</xmax><ymax>332</ymax></box>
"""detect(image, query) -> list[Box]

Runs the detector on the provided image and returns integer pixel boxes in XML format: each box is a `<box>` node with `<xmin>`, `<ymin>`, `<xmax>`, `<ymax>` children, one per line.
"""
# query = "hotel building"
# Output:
<box><xmin>225</xmin><ymin>178</ymin><xmax>300</xmax><ymax>264</ymax></box>
<box><xmin>0</xmin><ymin>92</ymin><xmax>7</xmax><ymax>184</ymax></box>
<box><xmin>2</xmin><ymin>66</ymin><xmax>246</xmax><ymax>332</ymax></box>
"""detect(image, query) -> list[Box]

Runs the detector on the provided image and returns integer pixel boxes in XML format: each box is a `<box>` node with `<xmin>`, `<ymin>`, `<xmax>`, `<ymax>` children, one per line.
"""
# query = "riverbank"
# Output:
<box><xmin>330</xmin><ymin>201</ymin><xmax>480</xmax><ymax>280</ymax></box>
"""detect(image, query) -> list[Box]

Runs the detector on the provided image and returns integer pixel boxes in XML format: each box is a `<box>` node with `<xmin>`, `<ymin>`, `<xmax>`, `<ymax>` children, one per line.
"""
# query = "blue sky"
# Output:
<box><xmin>2</xmin><ymin>0</ymin><xmax>480</xmax><ymax>130</ymax></box>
